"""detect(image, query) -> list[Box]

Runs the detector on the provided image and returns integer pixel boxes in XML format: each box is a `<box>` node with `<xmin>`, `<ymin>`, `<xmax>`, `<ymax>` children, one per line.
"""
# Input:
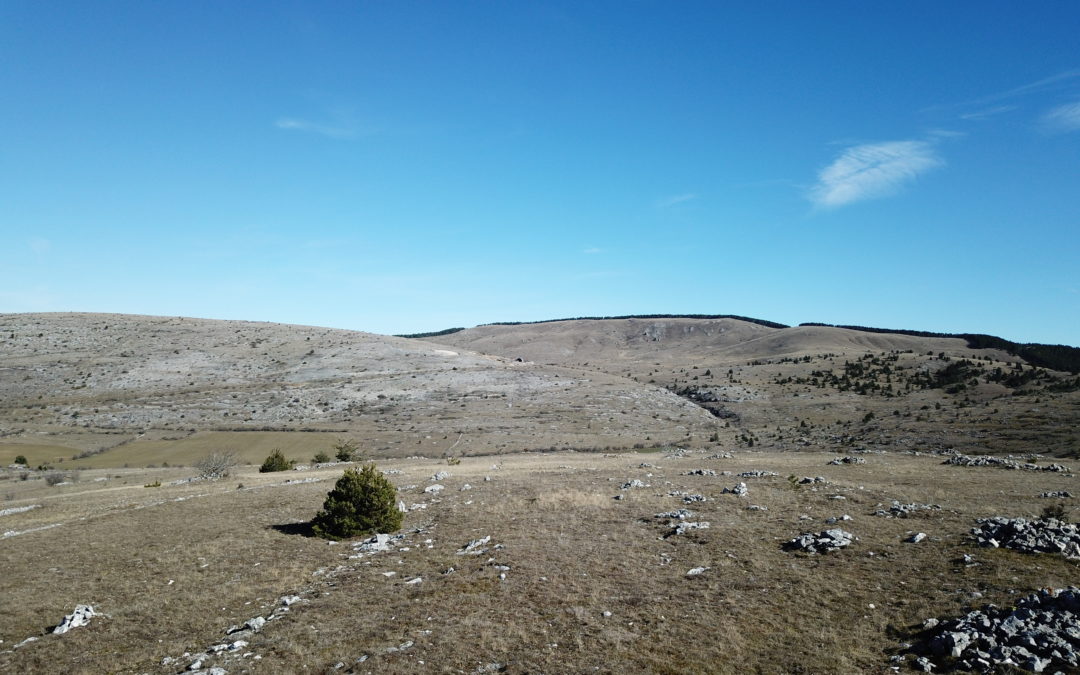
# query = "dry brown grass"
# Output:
<box><xmin>1</xmin><ymin>450</ymin><xmax>1076</xmax><ymax>673</ymax></box>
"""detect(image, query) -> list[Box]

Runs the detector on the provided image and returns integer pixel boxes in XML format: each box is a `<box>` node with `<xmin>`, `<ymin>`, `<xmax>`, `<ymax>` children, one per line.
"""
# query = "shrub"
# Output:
<box><xmin>312</xmin><ymin>451</ymin><xmax>331</xmax><ymax>464</ymax></box>
<box><xmin>1042</xmin><ymin>502</ymin><xmax>1069</xmax><ymax>522</ymax></box>
<box><xmin>259</xmin><ymin>449</ymin><xmax>294</xmax><ymax>473</ymax></box>
<box><xmin>144</xmin><ymin>480</ymin><xmax>161</xmax><ymax>488</ymax></box>
<box><xmin>44</xmin><ymin>471</ymin><xmax>66</xmax><ymax>486</ymax></box>
<box><xmin>13</xmin><ymin>455</ymin><xmax>27</xmax><ymax>466</ymax></box>
<box><xmin>311</xmin><ymin>464</ymin><xmax>403</xmax><ymax>540</ymax></box>
<box><xmin>332</xmin><ymin>438</ymin><xmax>361</xmax><ymax>463</ymax></box>
<box><xmin>195</xmin><ymin>451</ymin><xmax>238</xmax><ymax>480</ymax></box>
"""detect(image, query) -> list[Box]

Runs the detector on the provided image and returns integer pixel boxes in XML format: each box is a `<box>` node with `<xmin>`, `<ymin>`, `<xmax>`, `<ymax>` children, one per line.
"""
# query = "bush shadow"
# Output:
<box><xmin>271</xmin><ymin>521</ymin><xmax>316</xmax><ymax>538</ymax></box>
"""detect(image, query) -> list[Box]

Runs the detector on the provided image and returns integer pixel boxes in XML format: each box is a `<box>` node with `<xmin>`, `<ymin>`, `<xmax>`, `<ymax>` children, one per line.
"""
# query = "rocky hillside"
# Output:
<box><xmin>0</xmin><ymin>313</ymin><xmax>721</xmax><ymax>459</ymax></box>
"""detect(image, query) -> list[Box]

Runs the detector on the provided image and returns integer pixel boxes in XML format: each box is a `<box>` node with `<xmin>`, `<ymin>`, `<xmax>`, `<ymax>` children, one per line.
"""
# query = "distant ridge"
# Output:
<box><xmin>399</xmin><ymin>314</ymin><xmax>1079</xmax><ymax>374</ymax></box>
<box><xmin>481</xmin><ymin>314</ymin><xmax>790</xmax><ymax>330</ymax></box>
<box><xmin>800</xmin><ymin>323</ymin><xmax>1080</xmax><ymax>374</ymax></box>
<box><xmin>394</xmin><ymin>327</ymin><xmax>467</xmax><ymax>339</ymax></box>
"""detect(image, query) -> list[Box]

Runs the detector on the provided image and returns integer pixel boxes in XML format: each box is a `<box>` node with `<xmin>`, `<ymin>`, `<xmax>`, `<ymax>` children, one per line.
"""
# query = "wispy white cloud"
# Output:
<box><xmin>926</xmin><ymin>70</ymin><xmax>1080</xmax><ymax>114</ymax></box>
<box><xmin>1040</xmin><ymin>101</ymin><xmax>1080</xmax><ymax>133</ymax></box>
<box><xmin>656</xmin><ymin>193</ymin><xmax>697</xmax><ymax>208</ymax></box>
<box><xmin>975</xmin><ymin>70</ymin><xmax>1080</xmax><ymax>105</ymax></box>
<box><xmin>809</xmin><ymin>140</ymin><xmax>943</xmax><ymax>208</ymax></box>
<box><xmin>582</xmin><ymin>247</ymin><xmax>603</xmax><ymax>254</ymax></box>
<box><xmin>959</xmin><ymin>105</ymin><xmax>1017</xmax><ymax>121</ymax></box>
<box><xmin>28</xmin><ymin>237</ymin><xmax>51</xmax><ymax>255</ymax></box>
<box><xmin>275</xmin><ymin>117</ymin><xmax>357</xmax><ymax>139</ymax></box>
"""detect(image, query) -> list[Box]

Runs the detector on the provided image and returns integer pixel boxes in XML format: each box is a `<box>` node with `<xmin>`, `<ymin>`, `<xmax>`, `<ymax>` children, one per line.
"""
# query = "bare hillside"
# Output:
<box><xmin>0</xmin><ymin>313</ymin><xmax>721</xmax><ymax>463</ymax></box>
<box><xmin>437</xmin><ymin>317</ymin><xmax>779</xmax><ymax>365</ymax></box>
<box><xmin>436</xmin><ymin>318</ymin><xmax>1080</xmax><ymax>458</ymax></box>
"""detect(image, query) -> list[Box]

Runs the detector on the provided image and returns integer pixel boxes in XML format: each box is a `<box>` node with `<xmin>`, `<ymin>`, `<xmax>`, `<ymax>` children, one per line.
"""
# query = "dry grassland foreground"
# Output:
<box><xmin>1</xmin><ymin>449</ymin><xmax>1078</xmax><ymax>674</ymax></box>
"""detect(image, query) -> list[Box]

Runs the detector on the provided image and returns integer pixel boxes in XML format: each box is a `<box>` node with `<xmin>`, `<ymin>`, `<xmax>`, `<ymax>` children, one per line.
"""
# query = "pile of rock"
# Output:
<box><xmin>797</xmin><ymin>476</ymin><xmax>826</xmax><ymax>485</ymax></box>
<box><xmin>972</xmin><ymin>517</ymin><xmax>1080</xmax><ymax>559</ymax></box>
<box><xmin>722</xmin><ymin>482</ymin><xmax>748</xmax><ymax>497</ymax></box>
<box><xmin>783</xmin><ymin>529</ymin><xmax>854</xmax><ymax>554</ymax></box>
<box><xmin>872</xmin><ymin>501</ymin><xmax>942</xmax><ymax>518</ymax></box>
<box><xmin>1040</xmin><ymin>491</ymin><xmax>1073</xmax><ymax>498</ymax></box>
<box><xmin>666</xmin><ymin>521</ymin><xmax>710</xmax><ymax>537</ymax></box>
<box><xmin>705</xmin><ymin>452</ymin><xmax>734</xmax><ymax>459</ymax></box>
<box><xmin>655</xmin><ymin>509</ymin><xmax>694</xmax><ymax>520</ymax></box>
<box><xmin>738</xmin><ymin>470</ymin><xmax>778</xmax><ymax>478</ymax></box>
<box><xmin>683</xmin><ymin>469</ymin><xmax>717</xmax><ymax>476</ymax></box>
<box><xmin>668</xmin><ymin>490</ymin><xmax>707</xmax><ymax>504</ymax></box>
<box><xmin>621</xmin><ymin>479</ymin><xmax>648</xmax><ymax>490</ymax></box>
<box><xmin>943</xmin><ymin>454</ymin><xmax>1071</xmax><ymax>473</ymax></box>
<box><xmin>828</xmin><ymin>456</ymin><xmax>865</xmax><ymax>465</ymax></box>
<box><xmin>53</xmin><ymin>605</ymin><xmax>97</xmax><ymax>634</ymax></box>
<box><xmin>911</xmin><ymin>586</ymin><xmax>1080</xmax><ymax>672</ymax></box>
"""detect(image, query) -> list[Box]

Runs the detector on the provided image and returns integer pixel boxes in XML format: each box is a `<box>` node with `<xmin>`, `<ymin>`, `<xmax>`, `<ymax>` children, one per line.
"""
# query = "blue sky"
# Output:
<box><xmin>2</xmin><ymin>2</ymin><xmax>1078</xmax><ymax>345</ymax></box>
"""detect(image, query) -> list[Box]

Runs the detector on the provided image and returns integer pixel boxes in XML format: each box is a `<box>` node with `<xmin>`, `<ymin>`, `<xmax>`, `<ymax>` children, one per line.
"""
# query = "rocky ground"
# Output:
<box><xmin>1</xmin><ymin>313</ymin><xmax>1079</xmax><ymax>672</ymax></box>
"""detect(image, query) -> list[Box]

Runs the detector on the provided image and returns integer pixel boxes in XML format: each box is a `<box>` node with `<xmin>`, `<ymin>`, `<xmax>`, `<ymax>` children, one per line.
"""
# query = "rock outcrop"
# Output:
<box><xmin>783</xmin><ymin>529</ymin><xmax>854</xmax><ymax>554</ymax></box>
<box><xmin>971</xmin><ymin>517</ymin><xmax>1080</xmax><ymax>559</ymax></box>
<box><xmin>911</xmin><ymin>586</ymin><xmax>1080</xmax><ymax>673</ymax></box>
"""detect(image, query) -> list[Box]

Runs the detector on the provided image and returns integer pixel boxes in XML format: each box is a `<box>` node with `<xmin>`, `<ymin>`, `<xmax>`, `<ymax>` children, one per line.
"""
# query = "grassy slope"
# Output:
<box><xmin>0</xmin><ymin>451</ymin><xmax>1076</xmax><ymax>673</ymax></box>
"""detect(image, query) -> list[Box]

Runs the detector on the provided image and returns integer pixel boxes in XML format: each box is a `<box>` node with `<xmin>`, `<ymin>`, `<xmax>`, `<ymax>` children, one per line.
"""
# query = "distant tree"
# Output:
<box><xmin>333</xmin><ymin>438</ymin><xmax>361</xmax><ymax>463</ymax></box>
<box><xmin>312</xmin><ymin>451</ymin><xmax>331</xmax><ymax>464</ymax></box>
<box><xmin>196</xmin><ymin>451</ymin><xmax>239</xmax><ymax>480</ymax></box>
<box><xmin>13</xmin><ymin>455</ymin><xmax>27</xmax><ymax>466</ymax></box>
<box><xmin>259</xmin><ymin>449</ymin><xmax>294</xmax><ymax>473</ymax></box>
<box><xmin>311</xmin><ymin>465</ymin><xmax>403</xmax><ymax>540</ymax></box>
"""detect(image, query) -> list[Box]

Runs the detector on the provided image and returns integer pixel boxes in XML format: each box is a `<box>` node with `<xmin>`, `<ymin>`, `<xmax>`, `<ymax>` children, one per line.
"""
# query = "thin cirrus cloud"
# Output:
<box><xmin>809</xmin><ymin>140</ymin><xmax>943</xmax><ymax>208</ymax></box>
<box><xmin>1040</xmin><ymin>101</ymin><xmax>1080</xmax><ymax>133</ymax></box>
<box><xmin>275</xmin><ymin>117</ymin><xmax>357</xmax><ymax>140</ymax></box>
<box><xmin>656</xmin><ymin>193</ymin><xmax>697</xmax><ymax>208</ymax></box>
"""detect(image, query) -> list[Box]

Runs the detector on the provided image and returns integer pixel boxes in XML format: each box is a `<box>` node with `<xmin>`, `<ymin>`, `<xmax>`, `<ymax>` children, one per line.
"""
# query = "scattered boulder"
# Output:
<box><xmin>943</xmin><ymin>454</ymin><xmax>1071</xmax><ymax>473</ymax></box>
<box><xmin>686</xmin><ymin>566</ymin><xmax>709</xmax><ymax>576</ymax></box>
<box><xmin>53</xmin><ymin>605</ymin><xmax>97</xmax><ymax>634</ymax></box>
<box><xmin>738</xmin><ymin>470</ymin><xmax>778</xmax><ymax>478</ymax></box>
<box><xmin>621</xmin><ymin>479</ymin><xmax>648</xmax><ymax>490</ymax></box>
<box><xmin>423</xmin><ymin>484</ymin><xmax>445</xmax><ymax>494</ymax></box>
<box><xmin>430</xmin><ymin>471</ymin><xmax>450</xmax><ymax>481</ymax></box>
<box><xmin>668</xmin><ymin>521</ymin><xmax>710</xmax><ymax>537</ymax></box>
<box><xmin>828</xmin><ymin>456</ymin><xmax>865</xmax><ymax>465</ymax></box>
<box><xmin>352</xmin><ymin>533</ymin><xmax>396</xmax><ymax>555</ymax></box>
<box><xmin>783</xmin><ymin>529</ymin><xmax>854</xmax><ymax>554</ymax></box>
<box><xmin>912</xmin><ymin>586</ymin><xmax>1080</xmax><ymax>672</ymax></box>
<box><xmin>706</xmin><ymin>452</ymin><xmax>734</xmax><ymax>459</ymax></box>
<box><xmin>971</xmin><ymin>517</ymin><xmax>1080</xmax><ymax>559</ymax></box>
<box><xmin>683</xmin><ymin>469</ymin><xmax>717</xmax><ymax>476</ymax></box>
<box><xmin>872</xmin><ymin>501</ymin><xmax>942</xmax><ymax>518</ymax></box>
<box><xmin>655</xmin><ymin>509</ymin><xmax>695</xmax><ymax>520</ymax></box>
<box><xmin>722</xmin><ymin>482</ymin><xmax>748</xmax><ymax>497</ymax></box>
<box><xmin>906</xmin><ymin>532</ymin><xmax>928</xmax><ymax>543</ymax></box>
<box><xmin>798</xmin><ymin>476</ymin><xmax>827</xmax><ymax>485</ymax></box>
<box><xmin>458</xmin><ymin>535</ymin><xmax>491</xmax><ymax>555</ymax></box>
<box><xmin>1040</xmin><ymin>491</ymin><xmax>1073</xmax><ymax>498</ymax></box>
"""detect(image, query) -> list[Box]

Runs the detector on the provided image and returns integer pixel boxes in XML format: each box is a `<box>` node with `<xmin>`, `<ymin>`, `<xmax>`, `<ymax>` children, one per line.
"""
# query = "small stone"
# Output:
<box><xmin>53</xmin><ymin>604</ymin><xmax>97</xmax><ymax>634</ymax></box>
<box><xmin>907</xmin><ymin>532</ymin><xmax>928</xmax><ymax>544</ymax></box>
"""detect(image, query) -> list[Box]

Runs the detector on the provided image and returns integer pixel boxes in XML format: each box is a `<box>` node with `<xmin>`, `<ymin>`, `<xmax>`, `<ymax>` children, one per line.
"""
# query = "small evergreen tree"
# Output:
<box><xmin>259</xmin><ymin>449</ymin><xmax>294</xmax><ymax>473</ymax></box>
<box><xmin>13</xmin><ymin>455</ymin><xmax>28</xmax><ymax>466</ymax></box>
<box><xmin>312</xmin><ymin>451</ymin><xmax>331</xmax><ymax>464</ymax></box>
<box><xmin>333</xmin><ymin>438</ymin><xmax>361</xmax><ymax>462</ymax></box>
<box><xmin>311</xmin><ymin>464</ymin><xmax>402</xmax><ymax>540</ymax></box>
